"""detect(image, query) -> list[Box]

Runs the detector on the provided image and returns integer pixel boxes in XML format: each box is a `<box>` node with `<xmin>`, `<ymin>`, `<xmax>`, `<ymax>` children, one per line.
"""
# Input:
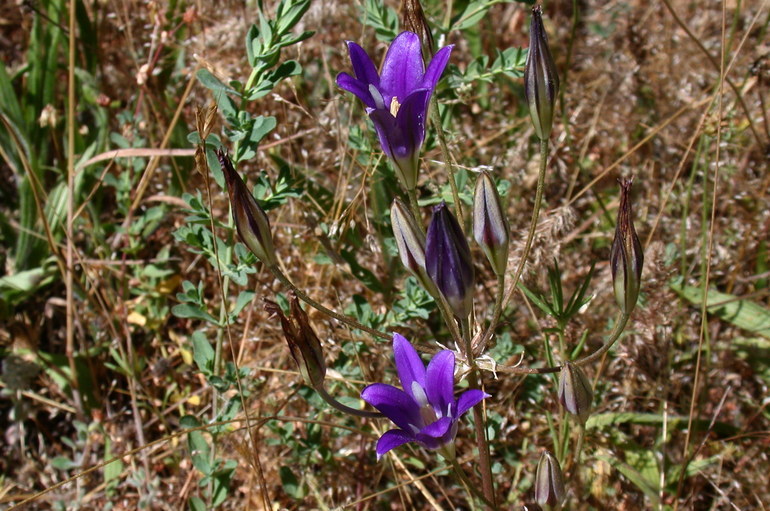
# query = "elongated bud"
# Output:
<box><xmin>400</xmin><ymin>0</ymin><xmax>434</xmax><ymax>55</ymax></box>
<box><xmin>558</xmin><ymin>361</ymin><xmax>592</xmax><ymax>424</ymax></box>
<box><xmin>524</xmin><ymin>5</ymin><xmax>559</xmax><ymax>140</ymax></box>
<box><xmin>217</xmin><ymin>149</ymin><xmax>278</xmax><ymax>266</ymax></box>
<box><xmin>535</xmin><ymin>450</ymin><xmax>566</xmax><ymax>510</ymax></box>
<box><xmin>390</xmin><ymin>199</ymin><xmax>438</xmax><ymax>294</ymax></box>
<box><xmin>426</xmin><ymin>202</ymin><xmax>475</xmax><ymax>319</ymax></box>
<box><xmin>473</xmin><ymin>171</ymin><xmax>509</xmax><ymax>275</ymax></box>
<box><xmin>610</xmin><ymin>178</ymin><xmax>644</xmax><ymax>314</ymax></box>
<box><xmin>265</xmin><ymin>292</ymin><xmax>326</xmax><ymax>389</ymax></box>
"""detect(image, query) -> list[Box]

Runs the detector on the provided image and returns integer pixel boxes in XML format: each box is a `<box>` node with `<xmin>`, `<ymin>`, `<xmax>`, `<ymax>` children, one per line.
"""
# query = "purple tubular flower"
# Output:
<box><xmin>336</xmin><ymin>32</ymin><xmax>453</xmax><ymax>190</ymax></box>
<box><xmin>426</xmin><ymin>202</ymin><xmax>475</xmax><ymax>319</ymax></box>
<box><xmin>361</xmin><ymin>334</ymin><xmax>489</xmax><ymax>460</ymax></box>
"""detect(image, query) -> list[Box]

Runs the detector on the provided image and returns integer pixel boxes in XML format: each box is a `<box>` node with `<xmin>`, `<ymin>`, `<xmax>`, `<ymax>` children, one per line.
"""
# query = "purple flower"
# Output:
<box><xmin>426</xmin><ymin>202</ymin><xmax>475</xmax><ymax>319</ymax></box>
<box><xmin>336</xmin><ymin>32</ymin><xmax>453</xmax><ymax>190</ymax></box>
<box><xmin>361</xmin><ymin>333</ymin><xmax>488</xmax><ymax>459</ymax></box>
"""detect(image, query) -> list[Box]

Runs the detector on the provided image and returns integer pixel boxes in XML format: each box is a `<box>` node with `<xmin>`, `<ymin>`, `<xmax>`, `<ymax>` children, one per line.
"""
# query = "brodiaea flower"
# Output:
<box><xmin>336</xmin><ymin>32</ymin><xmax>453</xmax><ymax>190</ymax></box>
<box><xmin>361</xmin><ymin>334</ymin><xmax>488</xmax><ymax>459</ymax></box>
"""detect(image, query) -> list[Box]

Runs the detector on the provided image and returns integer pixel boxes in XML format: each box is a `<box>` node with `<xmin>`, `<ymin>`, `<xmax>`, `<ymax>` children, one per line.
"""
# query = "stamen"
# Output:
<box><xmin>369</xmin><ymin>84</ymin><xmax>385</xmax><ymax>110</ymax></box>
<box><xmin>390</xmin><ymin>96</ymin><xmax>401</xmax><ymax>116</ymax></box>
<box><xmin>408</xmin><ymin>423</ymin><xmax>421</xmax><ymax>435</ymax></box>
<box><xmin>411</xmin><ymin>381</ymin><xmax>429</xmax><ymax>408</ymax></box>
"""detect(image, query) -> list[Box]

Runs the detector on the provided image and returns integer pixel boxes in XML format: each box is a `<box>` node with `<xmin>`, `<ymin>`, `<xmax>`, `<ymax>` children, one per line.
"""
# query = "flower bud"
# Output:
<box><xmin>390</xmin><ymin>199</ymin><xmax>438</xmax><ymax>294</ymax></box>
<box><xmin>535</xmin><ymin>450</ymin><xmax>566</xmax><ymax>510</ymax></box>
<box><xmin>610</xmin><ymin>178</ymin><xmax>644</xmax><ymax>314</ymax></box>
<box><xmin>217</xmin><ymin>149</ymin><xmax>278</xmax><ymax>266</ymax></box>
<box><xmin>558</xmin><ymin>362</ymin><xmax>592</xmax><ymax>424</ymax></box>
<box><xmin>473</xmin><ymin>171</ymin><xmax>509</xmax><ymax>276</ymax></box>
<box><xmin>400</xmin><ymin>0</ymin><xmax>434</xmax><ymax>55</ymax></box>
<box><xmin>425</xmin><ymin>202</ymin><xmax>475</xmax><ymax>319</ymax></box>
<box><xmin>264</xmin><ymin>292</ymin><xmax>326</xmax><ymax>389</ymax></box>
<box><xmin>524</xmin><ymin>5</ymin><xmax>559</xmax><ymax>140</ymax></box>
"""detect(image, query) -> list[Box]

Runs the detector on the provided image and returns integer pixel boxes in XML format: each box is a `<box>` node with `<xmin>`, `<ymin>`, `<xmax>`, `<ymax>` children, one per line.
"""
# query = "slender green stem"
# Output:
<box><xmin>267</xmin><ymin>265</ymin><xmax>391</xmax><ymax>341</ymax></box>
<box><xmin>315</xmin><ymin>385</ymin><xmax>383</xmax><ymax>419</ymax></box>
<box><xmin>406</xmin><ymin>186</ymin><xmax>422</xmax><ymax>222</ymax></box>
<box><xmin>505</xmin><ymin>138</ymin><xmax>549</xmax><ymax>307</ymax></box>
<box><xmin>494</xmin><ymin>311</ymin><xmax>630</xmax><ymax>375</ymax></box>
<box><xmin>460</xmin><ymin>318</ymin><xmax>496</xmax><ymax>508</ymax></box>
<box><xmin>429</xmin><ymin>96</ymin><xmax>464</xmax><ymax>222</ymax></box>
<box><xmin>475</xmin><ymin>272</ymin><xmax>505</xmax><ymax>356</ymax></box>
<box><xmin>480</xmin><ymin>139</ymin><xmax>549</xmax><ymax>349</ymax></box>
<box><xmin>574</xmin><ymin>424</ymin><xmax>586</xmax><ymax>466</ymax></box>
<box><xmin>450</xmin><ymin>458</ymin><xmax>496</xmax><ymax>510</ymax></box>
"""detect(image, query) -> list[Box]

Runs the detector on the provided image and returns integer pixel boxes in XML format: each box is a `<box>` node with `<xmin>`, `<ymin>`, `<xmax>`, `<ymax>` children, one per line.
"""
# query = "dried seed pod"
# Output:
<box><xmin>265</xmin><ymin>292</ymin><xmax>326</xmax><ymax>389</ymax></box>
<box><xmin>610</xmin><ymin>178</ymin><xmax>644</xmax><ymax>314</ymax></box>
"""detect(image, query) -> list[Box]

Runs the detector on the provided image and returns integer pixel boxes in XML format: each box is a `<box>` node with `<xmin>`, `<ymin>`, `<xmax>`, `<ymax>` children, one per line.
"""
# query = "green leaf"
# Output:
<box><xmin>279</xmin><ymin>466</ymin><xmax>306</xmax><ymax>499</ymax></box>
<box><xmin>188</xmin><ymin>496</ymin><xmax>206</xmax><ymax>511</ymax></box>
<box><xmin>191</xmin><ymin>330</ymin><xmax>216</xmax><ymax>375</ymax></box>
<box><xmin>172</xmin><ymin>303</ymin><xmax>219</xmax><ymax>325</ymax></box>
<box><xmin>671</xmin><ymin>278</ymin><xmax>770</xmax><ymax>338</ymax></box>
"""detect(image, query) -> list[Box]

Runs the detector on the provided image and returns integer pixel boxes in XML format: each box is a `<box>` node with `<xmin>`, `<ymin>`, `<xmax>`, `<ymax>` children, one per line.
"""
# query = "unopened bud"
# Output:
<box><xmin>400</xmin><ymin>0</ymin><xmax>434</xmax><ymax>55</ymax></box>
<box><xmin>535</xmin><ymin>450</ymin><xmax>566</xmax><ymax>510</ymax></box>
<box><xmin>558</xmin><ymin>361</ymin><xmax>592</xmax><ymax>424</ymax></box>
<box><xmin>217</xmin><ymin>149</ymin><xmax>278</xmax><ymax>266</ymax></box>
<box><xmin>426</xmin><ymin>202</ymin><xmax>475</xmax><ymax>319</ymax></box>
<box><xmin>390</xmin><ymin>199</ymin><xmax>438</xmax><ymax>294</ymax></box>
<box><xmin>265</xmin><ymin>292</ymin><xmax>326</xmax><ymax>388</ymax></box>
<box><xmin>473</xmin><ymin>171</ymin><xmax>509</xmax><ymax>275</ymax></box>
<box><xmin>610</xmin><ymin>178</ymin><xmax>644</xmax><ymax>314</ymax></box>
<box><xmin>524</xmin><ymin>5</ymin><xmax>559</xmax><ymax>140</ymax></box>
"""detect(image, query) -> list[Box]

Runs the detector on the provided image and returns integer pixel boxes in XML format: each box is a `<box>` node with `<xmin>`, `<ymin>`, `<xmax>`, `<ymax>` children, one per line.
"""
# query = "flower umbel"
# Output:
<box><xmin>361</xmin><ymin>334</ymin><xmax>488</xmax><ymax>459</ymax></box>
<box><xmin>524</xmin><ymin>5</ymin><xmax>559</xmax><ymax>140</ymax></box>
<box><xmin>337</xmin><ymin>32</ymin><xmax>453</xmax><ymax>190</ymax></box>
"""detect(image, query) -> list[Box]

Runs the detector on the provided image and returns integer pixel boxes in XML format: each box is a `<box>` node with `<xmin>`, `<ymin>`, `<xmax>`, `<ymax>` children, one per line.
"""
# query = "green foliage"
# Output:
<box><xmin>361</xmin><ymin>0</ymin><xmax>399</xmax><ymax>42</ymax></box>
<box><xmin>519</xmin><ymin>261</ymin><xmax>596</xmax><ymax>332</ymax></box>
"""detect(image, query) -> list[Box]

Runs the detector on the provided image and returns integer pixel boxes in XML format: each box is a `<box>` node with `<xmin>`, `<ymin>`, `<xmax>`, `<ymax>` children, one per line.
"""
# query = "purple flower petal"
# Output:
<box><xmin>425</xmin><ymin>350</ymin><xmax>454</xmax><ymax>416</ymax></box>
<box><xmin>456</xmin><ymin>389</ymin><xmax>490</xmax><ymax>417</ymax></box>
<box><xmin>361</xmin><ymin>382</ymin><xmax>421</xmax><ymax>432</ymax></box>
<box><xmin>375</xmin><ymin>429</ymin><xmax>415</xmax><ymax>459</ymax></box>
<box><xmin>394</xmin><ymin>89</ymin><xmax>430</xmax><ymax>157</ymax></box>
<box><xmin>422</xmin><ymin>45</ymin><xmax>454</xmax><ymax>91</ymax></box>
<box><xmin>392</xmin><ymin>333</ymin><xmax>426</xmax><ymax>401</ymax></box>
<box><xmin>380</xmin><ymin>32</ymin><xmax>424</xmax><ymax>102</ymax></box>
<box><xmin>368</xmin><ymin>109</ymin><xmax>400</xmax><ymax>159</ymax></box>
<box><xmin>346</xmin><ymin>41</ymin><xmax>380</xmax><ymax>87</ymax></box>
<box><xmin>419</xmin><ymin>416</ymin><xmax>453</xmax><ymax>438</ymax></box>
<box><xmin>336</xmin><ymin>73</ymin><xmax>377</xmax><ymax>110</ymax></box>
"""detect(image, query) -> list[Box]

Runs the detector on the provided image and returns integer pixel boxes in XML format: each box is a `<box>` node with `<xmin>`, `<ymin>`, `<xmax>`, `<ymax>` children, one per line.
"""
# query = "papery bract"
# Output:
<box><xmin>361</xmin><ymin>334</ymin><xmax>488</xmax><ymax>459</ymax></box>
<box><xmin>337</xmin><ymin>32</ymin><xmax>453</xmax><ymax>190</ymax></box>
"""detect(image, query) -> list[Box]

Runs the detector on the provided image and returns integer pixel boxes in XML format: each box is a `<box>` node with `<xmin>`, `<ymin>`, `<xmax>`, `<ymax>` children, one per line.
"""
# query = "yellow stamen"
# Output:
<box><xmin>390</xmin><ymin>96</ymin><xmax>401</xmax><ymax>116</ymax></box>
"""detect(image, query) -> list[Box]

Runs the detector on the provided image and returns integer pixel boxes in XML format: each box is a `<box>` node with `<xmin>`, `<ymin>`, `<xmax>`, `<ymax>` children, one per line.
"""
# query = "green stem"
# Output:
<box><xmin>267</xmin><ymin>265</ymin><xmax>391</xmax><ymax>341</ymax></box>
<box><xmin>460</xmin><ymin>318</ymin><xmax>496</xmax><ymax>508</ymax></box>
<box><xmin>315</xmin><ymin>385</ymin><xmax>383</xmax><ymax>419</ymax></box>
<box><xmin>429</xmin><ymin>96</ymin><xmax>464</xmax><ymax>222</ymax></box>
<box><xmin>493</xmin><ymin>311</ymin><xmax>630</xmax><ymax>375</ymax></box>
<box><xmin>450</xmin><ymin>458</ymin><xmax>497</xmax><ymax>510</ymax></box>
<box><xmin>481</xmin><ymin>138</ymin><xmax>548</xmax><ymax>349</ymax></box>
<box><xmin>574</xmin><ymin>423</ymin><xmax>586</xmax><ymax>466</ymax></box>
